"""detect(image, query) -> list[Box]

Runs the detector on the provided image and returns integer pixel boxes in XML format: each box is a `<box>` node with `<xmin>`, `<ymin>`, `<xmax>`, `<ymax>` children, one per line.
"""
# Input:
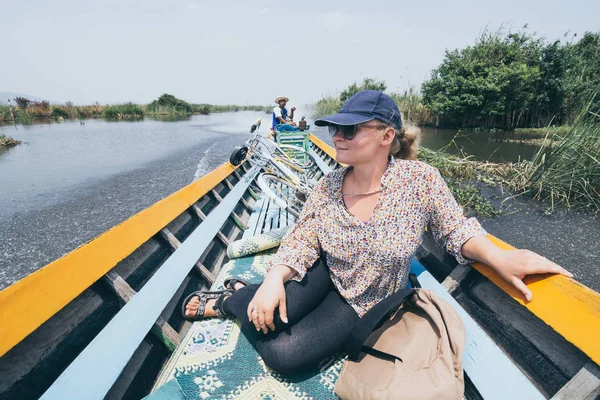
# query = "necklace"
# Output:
<box><xmin>341</xmin><ymin>188</ymin><xmax>382</xmax><ymax>196</ymax></box>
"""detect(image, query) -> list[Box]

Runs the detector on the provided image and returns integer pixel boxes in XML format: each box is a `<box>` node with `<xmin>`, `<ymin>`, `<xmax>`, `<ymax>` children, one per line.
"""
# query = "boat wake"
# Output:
<box><xmin>193</xmin><ymin>143</ymin><xmax>217</xmax><ymax>181</ymax></box>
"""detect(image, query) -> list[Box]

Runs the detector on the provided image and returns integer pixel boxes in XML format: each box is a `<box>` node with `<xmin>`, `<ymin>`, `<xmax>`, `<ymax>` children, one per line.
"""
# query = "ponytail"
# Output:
<box><xmin>389</xmin><ymin>125</ymin><xmax>421</xmax><ymax>160</ymax></box>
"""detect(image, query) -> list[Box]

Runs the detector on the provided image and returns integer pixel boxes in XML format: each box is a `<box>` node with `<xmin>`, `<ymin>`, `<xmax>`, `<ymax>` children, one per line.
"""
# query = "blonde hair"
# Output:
<box><xmin>386</xmin><ymin>124</ymin><xmax>421</xmax><ymax>160</ymax></box>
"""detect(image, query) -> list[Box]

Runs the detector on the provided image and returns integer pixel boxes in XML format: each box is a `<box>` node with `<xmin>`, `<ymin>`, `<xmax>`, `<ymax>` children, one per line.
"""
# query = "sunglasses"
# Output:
<box><xmin>328</xmin><ymin>123</ymin><xmax>387</xmax><ymax>140</ymax></box>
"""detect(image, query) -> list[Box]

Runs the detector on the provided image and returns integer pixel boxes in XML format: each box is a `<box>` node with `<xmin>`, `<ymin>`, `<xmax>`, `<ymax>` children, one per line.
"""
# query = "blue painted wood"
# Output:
<box><xmin>309</xmin><ymin>148</ymin><xmax>332</xmax><ymax>175</ymax></box>
<box><xmin>243</xmin><ymin>194</ymin><xmax>267</xmax><ymax>239</ymax></box>
<box><xmin>40</xmin><ymin>166</ymin><xmax>260</xmax><ymax>400</ymax></box>
<box><xmin>411</xmin><ymin>261</ymin><xmax>545</xmax><ymax>400</ymax></box>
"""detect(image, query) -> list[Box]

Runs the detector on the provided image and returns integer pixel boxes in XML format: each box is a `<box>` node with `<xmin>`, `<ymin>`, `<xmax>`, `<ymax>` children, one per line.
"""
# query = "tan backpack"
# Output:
<box><xmin>335</xmin><ymin>288</ymin><xmax>466</xmax><ymax>400</ymax></box>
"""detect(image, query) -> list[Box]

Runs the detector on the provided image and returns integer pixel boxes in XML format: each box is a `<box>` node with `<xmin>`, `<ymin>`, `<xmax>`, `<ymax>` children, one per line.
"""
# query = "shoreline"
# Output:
<box><xmin>0</xmin><ymin>101</ymin><xmax>270</xmax><ymax>125</ymax></box>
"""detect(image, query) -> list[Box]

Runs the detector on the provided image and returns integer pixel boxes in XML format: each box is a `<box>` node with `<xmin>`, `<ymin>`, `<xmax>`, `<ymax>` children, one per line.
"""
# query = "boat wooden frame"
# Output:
<box><xmin>0</xmin><ymin>134</ymin><xmax>599</xmax><ymax>399</ymax></box>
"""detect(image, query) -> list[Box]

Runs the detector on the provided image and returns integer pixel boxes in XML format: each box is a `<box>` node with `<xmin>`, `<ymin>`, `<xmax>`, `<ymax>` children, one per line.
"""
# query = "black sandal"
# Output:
<box><xmin>181</xmin><ymin>289</ymin><xmax>233</xmax><ymax>321</ymax></box>
<box><xmin>223</xmin><ymin>278</ymin><xmax>249</xmax><ymax>291</ymax></box>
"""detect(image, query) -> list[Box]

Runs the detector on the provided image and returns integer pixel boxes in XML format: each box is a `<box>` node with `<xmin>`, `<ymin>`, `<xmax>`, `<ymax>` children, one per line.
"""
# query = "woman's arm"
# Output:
<box><xmin>247</xmin><ymin>264</ymin><xmax>296</xmax><ymax>333</ymax></box>
<box><xmin>461</xmin><ymin>235</ymin><xmax>573</xmax><ymax>302</ymax></box>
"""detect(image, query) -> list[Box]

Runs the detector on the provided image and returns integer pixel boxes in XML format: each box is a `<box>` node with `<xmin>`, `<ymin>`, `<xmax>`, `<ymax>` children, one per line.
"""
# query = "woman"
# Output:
<box><xmin>183</xmin><ymin>90</ymin><xmax>572</xmax><ymax>374</ymax></box>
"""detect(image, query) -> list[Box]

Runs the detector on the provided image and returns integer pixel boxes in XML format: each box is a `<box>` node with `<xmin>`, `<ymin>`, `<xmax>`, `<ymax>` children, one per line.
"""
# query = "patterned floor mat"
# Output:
<box><xmin>151</xmin><ymin>251</ymin><xmax>345</xmax><ymax>400</ymax></box>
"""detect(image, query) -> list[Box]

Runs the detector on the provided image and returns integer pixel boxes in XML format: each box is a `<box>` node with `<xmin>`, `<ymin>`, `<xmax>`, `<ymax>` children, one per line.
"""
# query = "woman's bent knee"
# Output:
<box><xmin>258</xmin><ymin>341</ymin><xmax>315</xmax><ymax>375</ymax></box>
<box><xmin>260</xmin><ymin>351</ymin><xmax>309</xmax><ymax>375</ymax></box>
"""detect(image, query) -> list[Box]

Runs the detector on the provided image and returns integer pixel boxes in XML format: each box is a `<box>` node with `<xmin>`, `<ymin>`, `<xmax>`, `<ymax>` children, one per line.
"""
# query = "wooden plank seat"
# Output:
<box><xmin>39</xmin><ymin>166</ymin><xmax>261</xmax><ymax>400</ymax></box>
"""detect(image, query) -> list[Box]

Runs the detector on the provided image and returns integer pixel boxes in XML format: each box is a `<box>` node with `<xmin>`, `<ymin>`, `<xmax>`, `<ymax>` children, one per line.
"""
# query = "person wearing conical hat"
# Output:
<box><xmin>272</xmin><ymin>95</ymin><xmax>296</xmax><ymax>130</ymax></box>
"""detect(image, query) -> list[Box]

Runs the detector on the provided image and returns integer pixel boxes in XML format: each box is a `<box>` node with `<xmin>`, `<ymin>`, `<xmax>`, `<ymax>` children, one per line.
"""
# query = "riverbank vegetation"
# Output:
<box><xmin>103</xmin><ymin>103</ymin><xmax>145</xmax><ymax>119</ymax></box>
<box><xmin>314</xmin><ymin>78</ymin><xmax>435</xmax><ymax>126</ymax></box>
<box><xmin>0</xmin><ymin>134</ymin><xmax>22</xmax><ymax>148</ymax></box>
<box><xmin>315</xmin><ymin>29</ymin><xmax>599</xmax><ymax>132</ymax></box>
<box><xmin>509</xmin><ymin>107</ymin><xmax>600</xmax><ymax>211</ymax></box>
<box><xmin>0</xmin><ymin>93</ymin><xmax>269</xmax><ymax>124</ymax></box>
<box><xmin>420</xmin><ymin>105</ymin><xmax>600</xmax><ymax>213</ymax></box>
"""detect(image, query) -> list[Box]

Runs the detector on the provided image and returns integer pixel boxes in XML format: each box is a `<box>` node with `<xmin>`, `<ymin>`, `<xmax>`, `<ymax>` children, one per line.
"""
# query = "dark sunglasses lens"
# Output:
<box><xmin>328</xmin><ymin>125</ymin><xmax>339</xmax><ymax>137</ymax></box>
<box><xmin>329</xmin><ymin>125</ymin><xmax>357</xmax><ymax>139</ymax></box>
<box><xmin>341</xmin><ymin>125</ymin><xmax>357</xmax><ymax>140</ymax></box>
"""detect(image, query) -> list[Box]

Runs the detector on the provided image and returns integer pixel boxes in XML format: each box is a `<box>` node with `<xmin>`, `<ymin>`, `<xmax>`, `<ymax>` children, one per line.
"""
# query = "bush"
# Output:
<box><xmin>52</xmin><ymin>107</ymin><xmax>69</xmax><ymax>119</ymax></box>
<box><xmin>147</xmin><ymin>94</ymin><xmax>192</xmax><ymax>115</ymax></box>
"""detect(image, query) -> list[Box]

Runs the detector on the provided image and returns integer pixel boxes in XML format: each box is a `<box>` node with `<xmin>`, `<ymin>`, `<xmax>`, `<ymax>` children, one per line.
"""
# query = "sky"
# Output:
<box><xmin>1</xmin><ymin>0</ymin><xmax>599</xmax><ymax>108</ymax></box>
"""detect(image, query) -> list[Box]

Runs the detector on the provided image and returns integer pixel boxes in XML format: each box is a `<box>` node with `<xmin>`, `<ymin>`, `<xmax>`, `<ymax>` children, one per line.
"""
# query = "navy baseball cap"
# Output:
<box><xmin>314</xmin><ymin>90</ymin><xmax>403</xmax><ymax>129</ymax></box>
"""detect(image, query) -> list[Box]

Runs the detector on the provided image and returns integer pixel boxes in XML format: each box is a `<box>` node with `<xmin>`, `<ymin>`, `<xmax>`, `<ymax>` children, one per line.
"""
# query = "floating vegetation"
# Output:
<box><xmin>417</xmin><ymin>147</ymin><xmax>507</xmax><ymax>217</ymax></box>
<box><xmin>0</xmin><ymin>134</ymin><xmax>22</xmax><ymax>148</ymax></box>
<box><xmin>418</xmin><ymin>101</ymin><xmax>600</xmax><ymax>214</ymax></box>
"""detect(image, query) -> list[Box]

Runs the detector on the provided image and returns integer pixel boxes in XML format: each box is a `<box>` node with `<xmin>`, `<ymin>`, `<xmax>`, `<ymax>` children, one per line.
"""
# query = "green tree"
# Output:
<box><xmin>422</xmin><ymin>29</ymin><xmax>543</xmax><ymax>130</ymax></box>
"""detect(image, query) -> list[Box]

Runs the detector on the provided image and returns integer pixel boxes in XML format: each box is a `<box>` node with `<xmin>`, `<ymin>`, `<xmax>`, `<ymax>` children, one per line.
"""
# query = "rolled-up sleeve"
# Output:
<box><xmin>426</xmin><ymin>167</ymin><xmax>486</xmax><ymax>264</ymax></box>
<box><xmin>267</xmin><ymin>180</ymin><xmax>325</xmax><ymax>281</ymax></box>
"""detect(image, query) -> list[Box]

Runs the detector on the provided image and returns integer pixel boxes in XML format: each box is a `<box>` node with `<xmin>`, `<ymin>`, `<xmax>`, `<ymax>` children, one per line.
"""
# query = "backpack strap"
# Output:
<box><xmin>409</xmin><ymin>272</ymin><xmax>422</xmax><ymax>288</ymax></box>
<box><xmin>345</xmin><ymin>288</ymin><xmax>416</xmax><ymax>361</ymax></box>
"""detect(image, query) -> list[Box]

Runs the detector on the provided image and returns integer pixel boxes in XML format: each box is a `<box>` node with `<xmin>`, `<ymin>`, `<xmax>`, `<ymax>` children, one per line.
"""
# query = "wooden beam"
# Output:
<box><xmin>232</xmin><ymin>169</ymin><xmax>244</xmax><ymax>182</ymax></box>
<box><xmin>210</xmin><ymin>188</ymin><xmax>223</xmax><ymax>202</ymax></box>
<box><xmin>247</xmin><ymin>186</ymin><xmax>260</xmax><ymax>201</ymax></box>
<box><xmin>103</xmin><ymin>271</ymin><xmax>181</xmax><ymax>350</ymax></box>
<box><xmin>552</xmin><ymin>361</ymin><xmax>600</xmax><ymax>400</ymax></box>
<box><xmin>159</xmin><ymin>229</ymin><xmax>215</xmax><ymax>284</ymax></box>
<box><xmin>442</xmin><ymin>264</ymin><xmax>472</xmax><ymax>293</ymax></box>
<box><xmin>229</xmin><ymin>212</ymin><xmax>247</xmax><ymax>231</ymax></box>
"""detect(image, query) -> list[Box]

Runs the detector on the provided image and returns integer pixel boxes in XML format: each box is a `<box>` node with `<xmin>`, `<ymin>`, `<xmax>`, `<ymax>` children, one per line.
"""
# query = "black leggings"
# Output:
<box><xmin>222</xmin><ymin>259</ymin><xmax>359</xmax><ymax>374</ymax></box>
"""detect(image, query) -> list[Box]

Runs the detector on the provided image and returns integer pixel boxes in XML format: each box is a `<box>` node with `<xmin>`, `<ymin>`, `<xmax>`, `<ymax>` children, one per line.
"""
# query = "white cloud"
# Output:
<box><xmin>185</xmin><ymin>2</ymin><xmax>200</xmax><ymax>9</ymax></box>
<box><xmin>316</xmin><ymin>11</ymin><xmax>352</xmax><ymax>30</ymax></box>
<box><xmin>258</xmin><ymin>8</ymin><xmax>269</xmax><ymax>14</ymax></box>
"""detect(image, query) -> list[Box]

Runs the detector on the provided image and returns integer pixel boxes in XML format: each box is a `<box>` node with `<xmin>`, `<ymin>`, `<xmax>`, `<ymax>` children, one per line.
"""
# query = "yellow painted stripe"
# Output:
<box><xmin>475</xmin><ymin>235</ymin><xmax>600</xmax><ymax>365</ymax></box>
<box><xmin>310</xmin><ymin>136</ymin><xmax>600</xmax><ymax>365</ymax></box>
<box><xmin>309</xmin><ymin>134</ymin><xmax>337</xmax><ymax>160</ymax></box>
<box><xmin>0</xmin><ymin>162</ymin><xmax>241</xmax><ymax>357</ymax></box>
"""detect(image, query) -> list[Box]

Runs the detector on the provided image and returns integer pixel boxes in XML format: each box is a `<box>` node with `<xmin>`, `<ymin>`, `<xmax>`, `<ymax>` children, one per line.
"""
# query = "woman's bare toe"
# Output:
<box><xmin>184</xmin><ymin>297</ymin><xmax>217</xmax><ymax>319</ymax></box>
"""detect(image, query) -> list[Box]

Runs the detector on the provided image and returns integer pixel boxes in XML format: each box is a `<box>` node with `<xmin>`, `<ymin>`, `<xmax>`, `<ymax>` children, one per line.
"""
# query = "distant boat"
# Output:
<box><xmin>0</xmin><ymin>130</ymin><xmax>598</xmax><ymax>400</ymax></box>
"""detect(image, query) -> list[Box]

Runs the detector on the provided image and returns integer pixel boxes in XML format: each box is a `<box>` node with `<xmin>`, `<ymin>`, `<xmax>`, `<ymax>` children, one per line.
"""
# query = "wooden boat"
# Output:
<box><xmin>0</xmin><ymin>131</ymin><xmax>599</xmax><ymax>400</ymax></box>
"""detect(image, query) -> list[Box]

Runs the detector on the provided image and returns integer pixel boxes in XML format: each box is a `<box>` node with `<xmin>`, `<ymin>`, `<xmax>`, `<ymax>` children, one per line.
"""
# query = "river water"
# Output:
<box><xmin>0</xmin><ymin>114</ymin><xmax>597</xmax><ymax>291</ymax></box>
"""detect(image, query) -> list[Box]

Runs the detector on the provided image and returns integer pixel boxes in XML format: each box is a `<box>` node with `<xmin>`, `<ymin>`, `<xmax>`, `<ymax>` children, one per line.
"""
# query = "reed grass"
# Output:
<box><xmin>103</xmin><ymin>103</ymin><xmax>145</xmax><ymax>119</ymax></box>
<box><xmin>313</xmin><ymin>96</ymin><xmax>343</xmax><ymax>119</ymax></box>
<box><xmin>509</xmin><ymin>104</ymin><xmax>600</xmax><ymax>212</ymax></box>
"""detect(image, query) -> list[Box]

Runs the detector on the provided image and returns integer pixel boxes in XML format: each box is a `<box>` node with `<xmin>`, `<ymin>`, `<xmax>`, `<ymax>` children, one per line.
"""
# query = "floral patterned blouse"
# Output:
<box><xmin>268</xmin><ymin>157</ymin><xmax>486</xmax><ymax>317</ymax></box>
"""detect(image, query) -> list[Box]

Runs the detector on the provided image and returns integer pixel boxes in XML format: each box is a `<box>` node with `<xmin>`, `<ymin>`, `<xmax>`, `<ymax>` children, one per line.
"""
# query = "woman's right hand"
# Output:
<box><xmin>247</xmin><ymin>272</ymin><xmax>289</xmax><ymax>334</ymax></box>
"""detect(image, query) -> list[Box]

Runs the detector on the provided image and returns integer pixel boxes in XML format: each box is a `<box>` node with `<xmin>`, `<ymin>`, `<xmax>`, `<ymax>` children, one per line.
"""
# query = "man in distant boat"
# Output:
<box><xmin>272</xmin><ymin>95</ymin><xmax>296</xmax><ymax>130</ymax></box>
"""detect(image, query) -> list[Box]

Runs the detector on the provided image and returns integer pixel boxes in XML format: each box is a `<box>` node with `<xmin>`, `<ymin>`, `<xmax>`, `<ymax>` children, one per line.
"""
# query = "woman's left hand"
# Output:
<box><xmin>491</xmin><ymin>249</ymin><xmax>573</xmax><ymax>302</ymax></box>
